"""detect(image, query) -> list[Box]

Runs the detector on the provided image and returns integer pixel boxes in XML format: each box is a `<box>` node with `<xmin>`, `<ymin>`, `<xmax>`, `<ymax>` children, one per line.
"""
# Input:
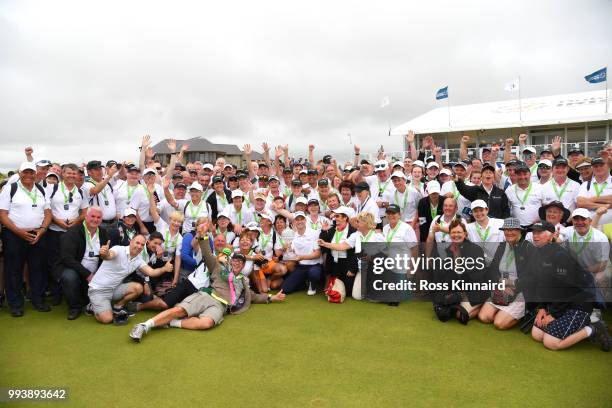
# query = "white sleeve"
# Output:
<box><xmin>343</xmin><ymin>232</ymin><xmax>358</xmax><ymax>248</ymax></box>
<box><xmin>0</xmin><ymin>185</ymin><xmax>10</xmax><ymax>210</ymax></box>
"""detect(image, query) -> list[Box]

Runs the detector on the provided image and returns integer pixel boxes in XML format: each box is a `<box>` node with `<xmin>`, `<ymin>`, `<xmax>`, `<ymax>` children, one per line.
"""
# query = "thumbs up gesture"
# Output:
<box><xmin>100</xmin><ymin>240</ymin><xmax>111</xmax><ymax>258</ymax></box>
<box><xmin>163</xmin><ymin>261</ymin><xmax>173</xmax><ymax>272</ymax></box>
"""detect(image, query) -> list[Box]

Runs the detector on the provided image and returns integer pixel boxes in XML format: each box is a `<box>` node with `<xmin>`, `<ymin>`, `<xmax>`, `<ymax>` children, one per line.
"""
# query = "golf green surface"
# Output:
<box><xmin>1</xmin><ymin>294</ymin><xmax>611</xmax><ymax>408</ymax></box>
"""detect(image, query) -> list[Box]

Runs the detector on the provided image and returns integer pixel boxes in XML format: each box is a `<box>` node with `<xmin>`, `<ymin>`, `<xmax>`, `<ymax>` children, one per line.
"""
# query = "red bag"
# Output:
<box><xmin>325</xmin><ymin>277</ymin><xmax>346</xmax><ymax>303</ymax></box>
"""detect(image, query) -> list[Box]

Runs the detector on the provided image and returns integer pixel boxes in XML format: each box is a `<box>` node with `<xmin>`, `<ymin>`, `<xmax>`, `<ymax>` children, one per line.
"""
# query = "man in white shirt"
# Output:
<box><xmin>87</xmin><ymin>235</ymin><xmax>173</xmax><ymax>324</ymax></box>
<box><xmin>354</xmin><ymin>182</ymin><xmax>382</xmax><ymax>227</ymax></box>
<box><xmin>577</xmin><ymin>157</ymin><xmax>612</xmax><ymax>225</ymax></box>
<box><xmin>522</xmin><ymin>146</ymin><xmax>540</xmax><ymax>182</ymax></box>
<box><xmin>465</xmin><ymin>200</ymin><xmax>504</xmax><ymax>264</ymax></box>
<box><xmin>280</xmin><ymin>211</ymin><xmax>322</xmax><ymax>295</ymax></box>
<box><xmin>364</xmin><ymin>160</ymin><xmax>395</xmax><ymax>222</ymax></box>
<box><xmin>0</xmin><ymin>162</ymin><xmax>52</xmax><ymax>316</ymax></box>
<box><xmin>541</xmin><ymin>157</ymin><xmax>580</xmax><ymax>212</ymax></box>
<box><xmin>383</xmin><ymin>171</ymin><xmax>420</xmax><ymax>223</ymax></box>
<box><xmin>84</xmin><ymin>160</ymin><xmax>118</xmax><ymax>230</ymax></box>
<box><xmin>505</xmin><ymin>162</ymin><xmax>544</xmax><ymax>227</ymax></box>
<box><xmin>221</xmin><ymin>190</ymin><xmax>255</xmax><ymax>234</ymax></box>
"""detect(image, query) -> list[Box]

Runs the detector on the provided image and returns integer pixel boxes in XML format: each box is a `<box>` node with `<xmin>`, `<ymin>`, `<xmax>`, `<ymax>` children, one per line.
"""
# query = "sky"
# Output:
<box><xmin>1</xmin><ymin>0</ymin><xmax>610</xmax><ymax>170</ymax></box>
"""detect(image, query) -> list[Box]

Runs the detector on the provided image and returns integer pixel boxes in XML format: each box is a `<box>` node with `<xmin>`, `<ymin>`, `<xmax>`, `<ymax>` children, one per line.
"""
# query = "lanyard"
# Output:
<box><xmin>551</xmin><ymin>179</ymin><xmax>569</xmax><ymax>200</ymax></box>
<box><xmin>334</xmin><ymin>227</ymin><xmax>347</xmax><ymax>244</ymax></box>
<box><xmin>359</xmin><ymin>196</ymin><xmax>370</xmax><ymax>212</ymax></box>
<box><xmin>188</xmin><ymin>200</ymin><xmax>204</xmax><ymax>219</ymax></box>
<box><xmin>451</xmin><ymin>182</ymin><xmax>460</xmax><ymax>199</ymax></box>
<box><xmin>216</xmin><ymin>227</ymin><xmax>228</xmax><ymax>241</ymax></box>
<box><xmin>236</xmin><ymin>208</ymin><xmax>243</xmax><ymax>226</ymax></box>
<box><xmin>475</xmin><ymin>221</ymin><xmax>491</xmax><ymax>241</ymax></box>
<box><xmin>217</xmin><ymin>193</ymin><xmax>228</xmax><ymax>206</ymax></box>
<box><xmin>430</xmin><ymin>204</ymin><xmax>438</xmax><ymax>220</ymax></box>
<box><xmin>126</xmin><ymin>228</ymin><xmax>136</xmax><ymax>240</ymax></box>
<box><xmin>504</xmin><ymin>246</ymin><xmax>515</xmax><ymax>270</ymax></box>
<box><xmin>142</xmin><ymin>248</ymin><xmax>150</xmax><ymax>263</ymax></box>
<box><xmin>362</xmin><ymin>230</ymin><xmax>374</xmax><ymax>243</ymax></box>
<box><xmin>142</xmin><ymin>184</ymin><xmax>151</xmax><ymax>200</ymax></box>
<box><xmin>164</xmin><ymin>230</ymin><xmax>179</xmax><ymax>250</ymax></box>
<box><xmin>394</xmin><ymin>189</ymin><xmax>409</xmax><ymax>211</ymax></box>
<box><xmin>439</xmin><ymin>215</ymin><xmax>455</xmax><ymax>240</ymax></box>
<box><xmin>593</xmin><ymin>182</ymin><xmax>608</xmax><ymax>197</ymax></box>
<box><xmin>385</xmin><ymin>222</ymin><xmax>402</xmax><ymax>242</ymax></box>
<box><xmin>572</xmin><ymin>228</ymin><xmax>593</xmax><ymax>255</ymax></box>
<box><xmin>309</xmin><ymin>217</ymin><xmax>319</xmax><ymax>230</ymax></box>
<box><xmin>529</xmin><ymin>163</ymin><xmax>538</xmax><ymax>174</ymax></box>
<box><xmin>83</xmin><ymin>221</ymin><xmax>99</xmax><ymax>252</ymax></box>
<box><xmin>60</xmin><ymin>182</ymin><xmax>76</xmax><ymax>204</ymax></box>
<box><xmin>378</xmin><ymin>180</ymin><xmax>390</xmax><ymax>196</ymax></box>
<box><xmin>90</xmin><ymin>180</ymin><xmax>108</xmax><ymax>201</ymax></box>
<box><xmin>514</xmin><ymin>183</ymin><xmax>533</xmax><ymax>206</ymax></box>
<box><xmin>18</xmin><ymin>181</ymin><xmax>38</xmax><ymax>205</ymax></box>
<box><xmin>261</xmin><ymin>232</ymin><xmax>272</xmax><ymax>251</ymax></box>
<box><xmin>127</xmin><ymin>184</ymin><xmax>138</xmax><ymax>202</ymax></box>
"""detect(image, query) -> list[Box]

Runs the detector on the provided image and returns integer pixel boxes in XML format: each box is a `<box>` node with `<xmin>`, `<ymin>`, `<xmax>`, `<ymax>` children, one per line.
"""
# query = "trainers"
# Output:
<box><xmin>113</xmin><ymin>309</ymin><xmax>129</xmax><ymax>326</ymax></box>
<box><xmin>590</xmin><ymin>321</ymin><xmax>611</xmax><ymax>352</ymax></box>
<box><xmin>84</xmin><ymin>303</ymin><xmax>94</xmax><ymax>316</ymax></box>
<box><xmin>126</xmin><ymin>302</ymin><xmax>138</xmax><ymax>317</ymax></box>
<box><xmin>590</xmin><ymin>308</ymin><xmax>602</xmax><ymax>323</ymax></box>
<box><xmin>307</xmin><ymin>283</ymin><xmax>316</xmax><ymax>296</ymax></box>
<box><xmin>129</xmin><ymin>323</ymin><xmax>149</xmax><ymax>343</ymax></box>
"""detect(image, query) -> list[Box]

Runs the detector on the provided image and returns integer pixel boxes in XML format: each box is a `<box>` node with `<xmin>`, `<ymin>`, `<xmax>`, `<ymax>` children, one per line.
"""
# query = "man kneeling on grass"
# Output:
<box><xmin>130</xmin><ymin>221</ymin><xmax>286</xmax><ymax>342</ymax></box>
<box><xmin>87</xmin><ymin>235</ymin><xmax>173</xmax><ymax>324</ymax></box>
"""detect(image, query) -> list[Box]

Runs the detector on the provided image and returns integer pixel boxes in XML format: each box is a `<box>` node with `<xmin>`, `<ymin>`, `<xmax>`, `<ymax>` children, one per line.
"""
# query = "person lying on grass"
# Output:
<box><xmin>129</xmin><ymin>221</ymin><xmax>286</xmax><ymax>342</ymax></box>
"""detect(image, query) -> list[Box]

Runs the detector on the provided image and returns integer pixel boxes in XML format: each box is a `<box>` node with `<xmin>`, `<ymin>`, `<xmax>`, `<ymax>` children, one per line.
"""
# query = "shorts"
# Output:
<box><xmin>88</xmin><ymin>283</ymin><xmax>131</xmax><ymax>314</ymax></box>
<box><xmin>543</xmin><ymin>309</ymin><xmax>590</xmax><ymax>340</ymax></box>
<box><xmin>486</xmin><ymin>292</ymin><xmax>526</xmax><ymax>320</ymax></box>
<box><xmin>177</xmin><ymin>292</ymin><xmax>225</xmax><ymax>325</ymax></box>
<box><xmin>161</xmin><ymin>279</ymin><xmax>198</xmax><ymax>307</ymax></box>
<box><xmin>257</xmin><ymin>260</ymin><xmax>278</xmax><ymax>280</ymax></box>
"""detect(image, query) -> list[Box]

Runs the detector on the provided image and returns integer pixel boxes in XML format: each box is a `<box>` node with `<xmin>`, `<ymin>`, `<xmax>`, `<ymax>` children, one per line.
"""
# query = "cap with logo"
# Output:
<box><xmin>470</xmin><ymin>199</ymin><xmax>488</xmax><ymax>210</ymax></box>
<box><xmin>19</xmin><ymin>162</ymin><xmax>37</xmax><ymax>172</ymax></box>
<box><xmin>143</xmin><ymin>168</ymin><xmax>157</xmax><ymax>176</ymax></box>
<box><xmin>426</xmin><ymin>161</ymin><xmax>440</xmax><ymax>169</ymax></box>
<box><xmin>123</xmin><ymin>208</ymin><xmax>138</xmax><ymax>217</ymax></box>
<box><xmin>293</xmin><ymin>211</ymin><xmax>306</xmax><ymax>219</ymax></box>
<box><xmin>571</xmin><ymin>208</ymin><xmax>592</xmax><ymax>219</ymax></box>
<box><xmin>427</xmin><ymin>180</ymin><xmax>441</xmax><ymax>194</ymax></box>
<box><xmin>231</xmin><ymin>190</ymin><xmax>244</xmax><ymax>199</ymax></box>
<box><xmin>188</xmin><ymin>182</ymin><xmax>204</xmax><ymax>192</ymax></box>
<box><xmin>538</xmin><ymin>159</ymin><xmax>552</xmax><ymax>168</ymax></box>
<box><xmin>212</xmin><ymin>176</ymin><xmax>224</xmax><ymax>184</ymax></box>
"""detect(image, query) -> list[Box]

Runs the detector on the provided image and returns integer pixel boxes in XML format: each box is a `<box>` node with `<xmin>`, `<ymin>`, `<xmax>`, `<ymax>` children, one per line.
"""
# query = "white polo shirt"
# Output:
<box><xmin>178</xmin><ymin>199</ymin><xmax>209</xmax><ymax>232</ymax></box>
<box><xmin>221</xmin><ymin>205</ymin><xmax>254</xmax><ymax>227</ymax></box>
<box><xmin>89</xmin><ymin>245</ymin><xmax>146</xmax><ymax>290</ymax></box>
<box><xmin>577</xmin><ymin>175</ymin><xmax>612</xmax><ymax>225</ymax></box>
<box><xmin>383</xmin><ymin>221</ymin><xmax>417</xmax><ymax>246</ymax></box>
<box><xmin>305</xmin><ymin>214</ymin><xmax>331</xmax><ymax>232</ymax></box>
<box><xmin>441</xmin><ymin>181</ymin><xmax>472</xmax><ymax>219</ymax></box>
<box><xmin>84</xmin><ymin>181</ymin><xmax>116</xmax><ymax>221</ymax></box>
<box><xmin>382</xmin><ymin>186</ymin><xmax>421</xmax><ymax>223</ymax></box>
<box><xmin>355</xmin><ymin>195</ymin><xmax>382</xmax><ymax>224</ymax></box>
<box><xmin>133</xmin><ymin>184</ymin><xmax>165</xmax><ymax>223</ymax></box>
<box><xmin>258</xmin><ymin>230</ymin><xmax>283</xmax><ymax>259</ymax></box>
<box><xmin>429</xmin><ymin>215</ymin><xmax>467</xmax><ymax>243</ymax></box>
<box><xmin>47</xmin><ymin>182</ymin><xmax>88</xmax><ymax>232</ymax></box>
<box><xmin>291</xmin><ymin>228</ymin><xmax>321</xmax><ymax>265</ymax></box>
<box><xmin>344</xmin><ymin>230</ymin><xmax>385</xmax><ymax>253</ymax></box>
<box><xmin>155</xmin><ymin>218</ymin><xmax>183</xmax><ymax>261</ymax></box>
<box><xmin>505</xmin><ymin>182</ymin><xmax>544</xmax><ymax>226</ymax></box>
<box><xmin>0</xmin><ymin>181</ymin><xmax>49</xmax><ymax>230</ymax></box>
<box><xmin>365</xmin><ymin>175</ymin><xmax>395</xmax><ymax>218</ymax></box>
<box><xmin>114</xmin><ymin>180</ymin><xmax>146</xmax><ymax>218</ymax></box>
<box><xmin>466</xmin><ymin>217</ymin><xmax>504</xmax><ymax>264</ymax></box>
<box><xmin>561</xmin><ymin>226</ymin><xmax>610</xmax><ymax>271</ymax></box>
<box><xmin>541</xmin><ymin>178</ymin><xmax>580</xmax><ymax>212</ymax></box>
<box><xmin>81</xmin><ymin>227</ymin><xmax>101</xmax><ymax>273</ymax></box>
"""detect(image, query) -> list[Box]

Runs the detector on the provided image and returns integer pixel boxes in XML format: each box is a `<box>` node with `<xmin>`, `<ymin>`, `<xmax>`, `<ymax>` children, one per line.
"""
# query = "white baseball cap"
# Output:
<box><xmin>390</xmin><ymin>171</ymin><xmax>407</xmax><ymax>180</ymax></box>
<box><xmin>19</xmin><ymin>162</ymin><xmax>37</xmax><ymax>172</ymax></box>
<box><xmin>293</xmin><ymin>211</ymin><xmax>306</xmax><ymax>219</ymax></box>
<box><xmin>471</xmin><ymin>199</ymin><xmax>488</xmax><ymax>210</ymax></box>
<box><xmin>123</xmin><ymin>208</ymin><xmax>137</xmax><ymax>217</ymax></box>
<box><xmin>427</xmin><ymin>180</ymin><xmax>441</xmax><ymax>194</ymax></box>
<box><xmin>188</xmin><ymin>182</ymin><xmax>204</xmax><ymax>192</ymax></box>
<box><xmin>392</xmin><ymin>161</ymin><xmax>404</xmax><ymax>169</ymax></box>
<box><xmin>332</xmin><ymin>206</ymin><xmax>353</xmax><ymax>217</ymax></box>
<box><xmin>523</xmin><ymin>146</ymin><xmax>537</xmax><ymax>154</ymax></box>
<box><xmin>440</xmin><ymin>169</ymin><xmax>452</xmax><ymax>176</ymax></box>
<box><xmin>299</xmin><ymin>169</ymin><xmax>308</xmax><ymax>175</ymax></box>
<box><xmin>413</xmin><ymin>160</ymin><xmax>425</xmax><ymax>168</ymax></box>
<box><xmin>202</xmin><ymin>163</ymin><xmax>214</xmax><ymax>171</ymax></box>
<box><xmin>143</xmin><ymin>168</ymin><xmax>157</xmax><ymax>176</ymax></box>
<box><xmin>295</xmin><ymin>197</ymin><xmax>308</xmax><ymax>205</ymax></box>
<box><xmin>231</xmin><ymin>190</ymin><xmax>244</xmax><ymax>199</ymax></box>
<box><xmin>571</xmin><ymin>208</ymin><xmax>591</xmax><ymax>219</ymax></box>
<box><xmin>538</xmin><ymin>159</ymin><xmax>552</xmax><ymax>167</ymax></box>
<box><xmin>426</xmin><ymin>162</ymin><xmax>440</xmax><ymax>169</ymax></box>
<box><xmin>259</xmin><ymin>213</ymin><xmax>274</xmax><ymax>222</ymax></box>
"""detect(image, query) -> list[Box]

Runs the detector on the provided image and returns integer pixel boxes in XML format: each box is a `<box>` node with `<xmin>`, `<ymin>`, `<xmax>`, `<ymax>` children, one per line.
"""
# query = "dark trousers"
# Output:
<box><xmin>281</xmin><ymin>264</ymin><xmax>322</xmax><ymax>294</ymax></box>
<box><xmin>143</xmin><ymin>221</ymin><xmax>156</xmax><ymax>234</ymax></box>
<box><xmin>46</xmin><ymin>229</ymin><xmax>64</xmax><ymax>299</ymax></box>
<box><xmin>2</xmin><ymin>228</ymin><xmax>47</xmax><ymax>310</ymax></box>
<box><xmin>60</xmin><ymin>268</ymin><xmax>89</xmax><ymax>311</ymax></box>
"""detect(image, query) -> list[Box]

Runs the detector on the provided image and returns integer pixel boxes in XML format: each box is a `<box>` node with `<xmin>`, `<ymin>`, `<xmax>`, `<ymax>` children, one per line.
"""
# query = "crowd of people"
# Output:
<box><xmin>0</xmin><ymin>133</ymin><xmax>610</xmax><ymax>351</ymax></box>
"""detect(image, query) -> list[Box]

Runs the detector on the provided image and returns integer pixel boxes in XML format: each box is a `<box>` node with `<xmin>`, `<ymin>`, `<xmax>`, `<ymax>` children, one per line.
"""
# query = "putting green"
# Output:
<box><xmin>1</xmin><ymin>295</ymin><xmax>610</xmax><ymax>408</ymax></box>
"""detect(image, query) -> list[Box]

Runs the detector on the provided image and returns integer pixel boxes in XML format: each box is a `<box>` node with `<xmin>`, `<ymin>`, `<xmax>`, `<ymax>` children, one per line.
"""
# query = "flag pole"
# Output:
<box><xmin>606</xmin><ymin>68</ymin><xmax>608</xmax><ymax>114</ymax></box>
<box><xmin>518</xmin><ymin>75</ymin><xmax>523</xmax><ymax>123</ymax></box>
<box><xmin>447</xmin><ymin>92</ymin><xmax>451</xmax><ymax>129</ymax></box>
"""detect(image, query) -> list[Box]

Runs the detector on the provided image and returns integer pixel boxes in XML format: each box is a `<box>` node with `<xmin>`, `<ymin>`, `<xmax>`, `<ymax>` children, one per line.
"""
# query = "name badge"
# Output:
<box><xmin>64</xmin><ymin>204</ymin><xmax>69</xmax><ymax>210</ymax></box>
<box><xmin>192</xmin><ymin>222</ymin><xmax>196</xmax><ymax>228</ymax></box>
<box><xmin>32</xmin><ymin>204</ymin><xmax>37</xmax><ymax>208</ymax></box>
<box><xmin>104</xmin><ymin>200</ymin><xmax>109</xmax><ymax>205</ymax></box>
<box><xmin>88</xmin><ymin>251</ymin><xmax>95</xmax><ymax>257</ymax></box>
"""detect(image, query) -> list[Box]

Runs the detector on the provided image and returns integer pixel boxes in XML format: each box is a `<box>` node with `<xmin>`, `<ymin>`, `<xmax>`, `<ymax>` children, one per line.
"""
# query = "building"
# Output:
<box><xmin>391</xmin><ymin>90</ymin><xmax>611</xmax><ymax>161</ymax></box>
<box><xmin>151</xmin><ymin>137</ymin><xmax>263</xmax><ymax>168</ymax></box>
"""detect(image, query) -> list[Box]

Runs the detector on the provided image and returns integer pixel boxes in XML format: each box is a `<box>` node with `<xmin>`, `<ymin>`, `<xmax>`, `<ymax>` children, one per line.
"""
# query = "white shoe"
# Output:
<box><xmin>307</xmin><ymin>283</ymin><xmax>316</xmax><ymax>296</ymax></box>
<box><xmin>590</xmin><ymin>308</ymin><xmax>602</xmax><ymax>323</ymax></box>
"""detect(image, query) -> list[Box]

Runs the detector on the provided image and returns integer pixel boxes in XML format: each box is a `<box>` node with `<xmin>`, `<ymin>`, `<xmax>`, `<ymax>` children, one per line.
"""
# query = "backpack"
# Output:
<box><xmin>9</xmin><ymin>182</ymin><xmax>46</xmax><ymax>203</ymax></box>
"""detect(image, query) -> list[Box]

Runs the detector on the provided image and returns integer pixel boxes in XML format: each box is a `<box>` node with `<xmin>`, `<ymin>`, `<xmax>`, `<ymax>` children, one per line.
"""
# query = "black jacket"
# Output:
<box><xmin>319</xmin><ymin>224</ymin><xmax>358</xmax><ymax>276</ymax></box>
<box><xmin>488</xmin><ymin>240</ymin><xmax>538</xmax><ymax>309</ymax></box>
<box><xmin>206</xmin><ymin>189</ymin><xmax>232</xmax><ymax>223</ymax></box>
<box><xmin>55</xmin><ymin>223</ymin><xmax>109</xmax><ymax>280</ymax></box>
<box><xmin>416</xmin><ymin>196</ymin><xmax>444</xmax><ymax>242</ymax></box>
<box><xmin>455</xmin><ymin>180</ymin><xmax>510</xmax><ymax>219</ymax></box>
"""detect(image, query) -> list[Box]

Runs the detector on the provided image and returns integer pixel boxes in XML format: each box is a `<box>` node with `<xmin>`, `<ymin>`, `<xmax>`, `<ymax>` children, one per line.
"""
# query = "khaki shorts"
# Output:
<box><xmin>177</xmin><ymin>292</ymin><xmax>225</xmax><ymax>325</ymax></box>
<box><xmin>88</xmin><ymin>283</ymin><xmax>131</xmax><ymax>315</ymax></box>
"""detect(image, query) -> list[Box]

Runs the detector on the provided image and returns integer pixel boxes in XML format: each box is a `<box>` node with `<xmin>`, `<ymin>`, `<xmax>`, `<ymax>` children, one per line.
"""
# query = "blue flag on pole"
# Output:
<box><xmin>584</xmin><ymin>67</ymin><xmax>607</xmax><ymax>84</ymax></box>
<box><xmin>436</xmin><ymin>86</ymin><xmax>448</xmax><ymax>100</ymax></box>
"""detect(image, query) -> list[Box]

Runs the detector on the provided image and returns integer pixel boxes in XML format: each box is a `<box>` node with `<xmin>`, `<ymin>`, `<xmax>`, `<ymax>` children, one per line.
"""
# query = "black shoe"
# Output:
<box><xmin>11</xmin><ymin>308</ymin><xmax>24</xmax><ymax>317</ymax></box>
<box><xmin>51</xmin><ymin>295</ymin><xmax>63</xmax><ymax>306</ymax></box>
<box><xmin>387</xmin><ymin>302</ymin><xmax>400</xmax><ymax>307</ymax></box>
<box><xmin>453</xmin><ymin>305</ymin><xmax>470</xmax><ymax>325</ymax></box>
<box><xmin>113</xmin><ymin>308</ymin><xmax>129</xmax><ymax>325</ymax></box>
<box><xmin>33</xmin><ymin>303</ymin><xmax>51</xmax><ymax>312</ymax></box>
<box><xmin>84</xmin><ymin>303</ymin><xmax>94</xmax><ymax>316</ymax></box>
<box><xmin>590</xmin><ymin>321</ymin><xmax>611</xmax><ymax>352</ymax></box>
<box><xmin>67</xmin><ymin>309</ymin><xmax>81</xmax><ymax>320</ymax></box>
<box><xmin>0</xmin><ymin>293</ymin><xmax>5</xmax><ymax>309</ymax></box>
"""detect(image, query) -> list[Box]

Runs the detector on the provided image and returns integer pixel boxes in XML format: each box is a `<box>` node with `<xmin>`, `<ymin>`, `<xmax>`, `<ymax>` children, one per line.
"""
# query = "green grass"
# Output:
<box><xmin>0</xmin><ymin>295</ymin><xmax>611</xmax><ymax>408</ymax></box>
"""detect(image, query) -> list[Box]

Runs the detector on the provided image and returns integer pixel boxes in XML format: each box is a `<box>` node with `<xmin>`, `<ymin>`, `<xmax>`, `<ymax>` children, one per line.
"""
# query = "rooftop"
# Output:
<box><xmin>151</xmin><ymin>137</ymin><xmax>263</xmax><ymax>159</ymax></box>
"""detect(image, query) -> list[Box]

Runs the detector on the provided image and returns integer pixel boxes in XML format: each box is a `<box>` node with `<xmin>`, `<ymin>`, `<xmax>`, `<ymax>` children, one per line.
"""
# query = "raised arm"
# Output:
<box><xmin>282</xmin><ymin>144</ymin><xmax>290</xmax><ymax>168</ymax></box>
<box><xmin>243</xmin><ymin>144</ymin><xmax>255</xmax><ymax>180</ymax></box>
<box><xmin>406</xmin><ymin>131</ymin><xmax>417</xmax><ymax>161</ymax></box>
<box><xmin>503</xmin><ymin>138</ymin><xmax>514</xmax><ymax>164</ymax></box>
<box><xmin>353</xmin><ymin>144</ymin><xmax>360</xmax><ymax>167</ymax></box>
<box><xmin>460</xmin><ymin>135</ymin><xmax>470</xmax><ymax>161</ymax></box>
<box><xmin>139</xmin><ymin>135</ymin><xmax>151</xmax><ymax>171</ymax></box>
<box><xmin>88</xmin><ymin>165</ymin><xmax>118</xmax><ymax>196</ymax></box>
<box><xmin>308</xmin><ymin>144</ymin><xmax>315</xmax><ymax>166</ymax></box>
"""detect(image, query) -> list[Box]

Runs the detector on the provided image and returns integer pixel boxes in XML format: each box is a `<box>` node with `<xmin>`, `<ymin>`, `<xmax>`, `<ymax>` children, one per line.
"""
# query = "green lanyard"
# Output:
<box><xmin>451</xmin><ymin>182</ymin><xmax>460</xmax><ymax>199</ymax></box>
<box><xmin>126</xmin><ymin>228</ymin><xmax>136</xmax><ymax>240</ymax></box>
<box><xmin>504</xmin><ymin>246</ymin><xmax>515</xmax><ymax>270</ymax></box>
<box><xmin>362</xmin><ymin>230</ymin><xmax>374</xmax><ymax>243</ymax></box>
<box><xmin>475</xmin><ymin>221</ymin><xmax>491</xmax><ymax>241</ymax></box>
<box><xmin>309</xmin><ymin>219</ymin><xmax>319</xmax><ymax>230</ymax></box>
<box><xmin>260</xmin><ymin>232</ymin><xmax>272</xmax><ymax>251</ymax></box>
<box><xmin>188</xmin><ymin>200</ymin><xmax>204</xmax><ymax>219</ymax></box>
<box><xmin>551</xmin><ymin>180</ymin><xmax>569</xmax><ymax>201</ymax></box>
<box><xmin>378</xmin><ymin>180</ymin><xmax>390</xmax><ymax>196</ymax></box>
<box><xmin>164</xmin><ymin>230</ymin><xmax>179</xmax><ymax>251</ymax></box>
<box><xmin>142</xmin><ymin>249</ymin><xmax>150</xmax><ymax>263</ymax></box>
<box><xmin>83</xmin><ymin>221</ymin><xmax>99</xmax><ymax>252</ymax></box>
<box><xmin>18</xmin><ymin>181</ymin><xmax>38</xmax><ymax>206</ymax></box>
<box><xmin>60</xmin><ymin>182</ymin><xmax>76</xmax><ymax>204</ymax></box>
<box><xmin>439</xmin><ymin>216</ymin><xmax>455</xmax><ymax>240</ymax></box>
<box><xmin>572</xmin><ymin>228</ymin><xmax>593</xmax><ymax>255</ymax></box>
<box><xmin>529</xmin><ymin>163</ymin><xmax>538</xmax><ymax>174</ymax></box>
<box><xmin>514</xmin><ymin>183</ymin><xmax>533</xmax><ymax>207</ymax></box>
<box><xmin>237</xmin><ymin>208</ymin><xmax>243</xmax><ymax>226</ymax></box>
<box><xmin>142</xmin><ymin>184</ymin><xmax>151</xmax><ymax>200</ymax></box>
<box><xmin>593</xmin><ymin>182</ymin><xmax>608</xmax><ymax>197</ymax></box>
<box><xmin>216</xmin><ymin>227</ymin><xmax>228</xmax><ymax>241</ymax></box>
<box><xmin>243</xmin><ymin>193</ymin><xmax>250</xmax><ymax>208</ymax></box>
<box><xmin>127</xmin><ymin>184</ymin><xmax>137</xmax><ymax>202</ymax></box>
<box><xmin>254</xmin><ymin>213</ymin><xmax>261</xmax><ymax>223</ymax></box>
<box><xmin>394</xmin><ymin>189</ymin><xmax>409</xmax><ymax>211</ymax></box>
<box><xmin>430</xmin><ymin>205</ymin><xmax>438</xmax><ymax>220</ymax></box>
<box><xmin>217</xmin><ymin>193</ymin><xmax>228</xmax><ymax>206</ymax></box>
<box><xmin>90</xmin><ymin>180</ymin><xmax>108</xmax><ymax>201</ymax></box>
<box><xmin>334</xmin><ymin>227</ymin><xmax>347</xmax><ymax>244</ymax></box>
<box><xmin>284</xmin><ymin>186</ymin><xmax>291</xmax><ymax>196</ymax></box>
<box><xmin>385</xmin><ymin>222</ymin><xmax>402</xmax><ymax>242</ymax></box>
